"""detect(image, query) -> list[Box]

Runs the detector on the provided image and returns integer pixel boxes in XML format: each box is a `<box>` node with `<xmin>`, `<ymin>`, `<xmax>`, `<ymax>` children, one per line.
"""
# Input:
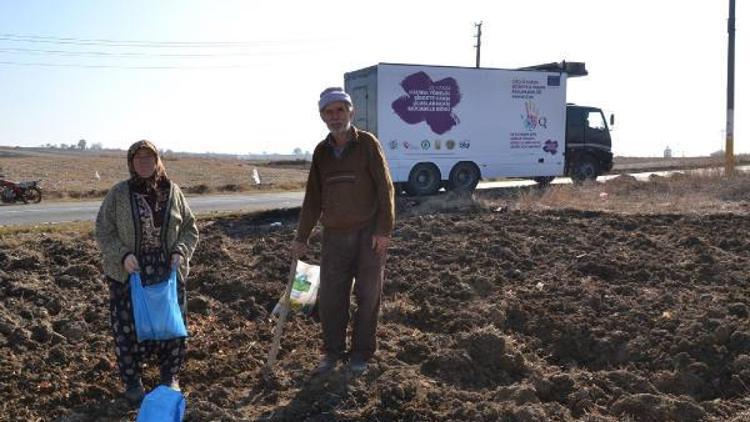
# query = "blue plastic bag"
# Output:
<box><xmin>130</xmin><ymin>270</ymin><xmax>188</xmax><ymax>342</ymax></box>
<box><xmin>136</xmin><ymin>385</ymin><xmax>186</xmax><ymax>422</ymax></box>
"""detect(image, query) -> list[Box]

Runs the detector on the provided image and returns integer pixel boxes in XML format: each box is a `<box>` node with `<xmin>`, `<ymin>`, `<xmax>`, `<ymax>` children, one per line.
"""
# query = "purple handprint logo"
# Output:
<box><xmin>543</xmin><ymin>139</ymin><xmax>558</xmax><ymax>155</ymax></box>
<box><xmin>522</xmin><ymin>101</ymin><xmax>540</xmax><ymax>131</ymax></box>
<box><xmin>391</xmin><ymin>71</ymin><xmax>461</xmax><ymax>135</ymax></box>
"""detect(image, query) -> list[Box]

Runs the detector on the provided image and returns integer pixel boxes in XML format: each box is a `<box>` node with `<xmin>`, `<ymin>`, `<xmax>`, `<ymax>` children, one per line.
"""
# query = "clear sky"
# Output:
<box><xmin>0</xmin><ymin>0</ymin><xmax>746</xmax><ymax>157</ymax></box>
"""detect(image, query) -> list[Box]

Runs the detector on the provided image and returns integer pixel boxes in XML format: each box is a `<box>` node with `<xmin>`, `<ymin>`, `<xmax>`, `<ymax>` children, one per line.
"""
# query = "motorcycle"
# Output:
<box><xmin>0</xmin><ymin>179</ymin><xmax>43</xmax><ymax>204</ymax></box>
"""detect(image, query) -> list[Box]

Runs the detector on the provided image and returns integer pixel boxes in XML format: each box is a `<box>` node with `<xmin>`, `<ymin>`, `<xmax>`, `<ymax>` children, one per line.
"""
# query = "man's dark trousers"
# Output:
<box><xmin>318</xmin><ymin>225</ymin><xmax>385</xmax><ymax>361</ymax></box>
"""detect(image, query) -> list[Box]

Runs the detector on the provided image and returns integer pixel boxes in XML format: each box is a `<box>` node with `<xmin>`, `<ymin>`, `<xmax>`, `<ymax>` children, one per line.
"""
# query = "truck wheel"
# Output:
<box><xmin>571</xmin><ymin>156</ymin><xmax>599</xmax><ymax>183</ymax></box>
<box><xmin>533</xmin><ymin>176</ymin><xmax>555</xmax><ymax>187</ymax></box>
<box><xmin>449</xmin><ymin>162</ymin><xmax>480</xmax><ymax>192</ymax></box>
<box><xmin>407</xmin><ymin>163</ymin><xmax>441</xmax><ymax>196</ymax></box>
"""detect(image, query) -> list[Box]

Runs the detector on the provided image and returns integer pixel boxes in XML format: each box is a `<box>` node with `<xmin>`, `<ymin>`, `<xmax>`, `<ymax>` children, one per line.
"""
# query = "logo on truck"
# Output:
<box><xmin>391</xmin><ymin>71</ymin><xmax>461</xmax><ymax>135</ymax></box>
<box><xmin>543</xmin><ymin>139</ymin><xmax>559</xmax><ymax>155</ymax></box>
<box><xmin>521</xmin><ymin>101</ymin><xmax>547</xmax><ymax>131</ymax></box>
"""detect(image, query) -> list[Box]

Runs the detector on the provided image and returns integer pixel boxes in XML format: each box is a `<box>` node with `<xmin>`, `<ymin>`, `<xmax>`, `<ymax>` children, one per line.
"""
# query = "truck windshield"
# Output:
<box><xmin>587</xmin><ymin>111</ymin><xmax>607</xmax><ymax>130</ymax></box>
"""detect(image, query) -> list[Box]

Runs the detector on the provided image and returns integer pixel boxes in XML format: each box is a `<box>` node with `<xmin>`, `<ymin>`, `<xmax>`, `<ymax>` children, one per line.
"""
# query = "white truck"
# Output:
<box><xmin>344</xmin><ymin>62</ymin><xmax>613</xmax><ymax>195</ymax></box>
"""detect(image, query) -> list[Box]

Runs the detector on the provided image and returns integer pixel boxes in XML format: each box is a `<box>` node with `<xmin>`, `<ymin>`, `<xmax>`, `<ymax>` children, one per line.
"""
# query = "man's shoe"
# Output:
<box><xmin>313</xmin><ymin>355</ymin><xmax>338</xmax><ymax>375</ymax></box>
<box><xmin>124</xmin><ymin>382</ymin><xmax>145</xmax><ymax>406</ymax></box>
<box><xmin>348</xmin><ymin>356</ymin><xmax>368</xmax><ymax>375</ymax></box>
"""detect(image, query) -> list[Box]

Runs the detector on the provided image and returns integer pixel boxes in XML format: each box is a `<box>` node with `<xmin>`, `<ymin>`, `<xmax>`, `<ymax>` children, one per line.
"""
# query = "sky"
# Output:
<box><xmin>0</xmin><ymin>0</ymin><xmax>746</xmax><ymax>157</ymax></box>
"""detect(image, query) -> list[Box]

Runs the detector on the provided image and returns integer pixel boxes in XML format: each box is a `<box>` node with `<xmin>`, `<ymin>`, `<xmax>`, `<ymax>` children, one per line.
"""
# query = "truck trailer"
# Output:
<box><xmin>344</xmin><ymin>62</ymin><xmax>613</xmax><ymax>195</ymax></box>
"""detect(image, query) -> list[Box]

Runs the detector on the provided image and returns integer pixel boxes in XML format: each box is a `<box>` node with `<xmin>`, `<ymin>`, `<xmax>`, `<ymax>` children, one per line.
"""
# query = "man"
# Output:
<box><xmin>292</xmin><ymin>87</ymin><xmax>395</xmax><ymax>375</ymax></box>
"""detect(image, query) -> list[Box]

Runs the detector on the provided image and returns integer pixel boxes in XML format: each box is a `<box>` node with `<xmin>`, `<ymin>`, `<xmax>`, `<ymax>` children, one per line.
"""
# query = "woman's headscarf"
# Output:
<box><xmin>127</xmin><ymin>140</ymin><xmax>169</xmax><ymax>190</ymax></box>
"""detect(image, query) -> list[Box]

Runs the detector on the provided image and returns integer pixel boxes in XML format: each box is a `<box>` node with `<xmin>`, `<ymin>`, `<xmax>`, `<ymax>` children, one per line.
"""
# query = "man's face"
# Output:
<box><xmin>320</xmin><ymin>101</ymin><xmax>354</xmax><ymax>135</ymax></box>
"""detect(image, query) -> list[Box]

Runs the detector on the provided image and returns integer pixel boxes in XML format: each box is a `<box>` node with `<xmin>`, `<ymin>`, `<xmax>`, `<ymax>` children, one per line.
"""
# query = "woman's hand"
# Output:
<box><xmin>124</xmin><ymin>254</ymin><xmax>140</xmax><ymax>273</ymax></box>
<box><xmin>171</xmin><ymin>253</ymin><xmax>183</xmax><ymax>269</ymax></box>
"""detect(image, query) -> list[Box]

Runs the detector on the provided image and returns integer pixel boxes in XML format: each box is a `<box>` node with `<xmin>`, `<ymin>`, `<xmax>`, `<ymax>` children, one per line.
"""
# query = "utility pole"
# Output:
<box><xmin>474</xmin><ymin>22</ymin><xmax>483</xmax><ymax>68</ymax></box>
<box><xmin>725</xmin><ymin>0</ymin><xmax>736</xmax><ymax>176</ymax></box>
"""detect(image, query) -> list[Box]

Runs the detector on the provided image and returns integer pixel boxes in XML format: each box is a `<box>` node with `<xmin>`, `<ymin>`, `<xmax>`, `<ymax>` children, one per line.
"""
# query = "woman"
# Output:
<box><xmin>95</xmin><ymin>140</ymin><xmax>199</xmax><ymax>405</ymax></box>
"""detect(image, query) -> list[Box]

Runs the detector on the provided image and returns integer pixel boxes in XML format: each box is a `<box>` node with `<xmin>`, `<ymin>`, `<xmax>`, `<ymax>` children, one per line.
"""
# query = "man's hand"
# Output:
<box><xmin>171</xmin><ymin>253</ymin><xmax>183</xmax><ymax>269</ymax></box>
<box><xmin>291</xmin><ymin>240</ymin><xmax>308</xmax><ymax>258</ymax></box>
<box><xmin>372</xmin><ymin>235</ymin><xmax>389</xmax><ymax>256</ymax></box>
<box><xmin>123</xmin><ymin>254</ymin><xmax>140</xmax><ymax>273</ymax></box>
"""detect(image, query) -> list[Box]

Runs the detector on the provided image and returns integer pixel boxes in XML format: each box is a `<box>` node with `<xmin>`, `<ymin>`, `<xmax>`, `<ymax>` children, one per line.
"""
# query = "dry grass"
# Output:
<box><xmin>503</xmin><ymin>172</ymin><xmax>750</xmax><ymax>215</ymax></box>
<box><xmin>613</xmin><ymin>154</ymin><xmax>750</xmax><ymax>172</ymax></box>
<box><xmin>0</xmin><ymin>220</ymin><xmax>94</xmax><ymax>237</ymax></box>
<box><xmin>395</xmin><ymin>171</ymin><xmax>750</xmax><ymax>217</ymax></box>
<box><xmin>0</xmin><ymin>147</ymin><xmax>308</xmax><ymax>199</ymax></box>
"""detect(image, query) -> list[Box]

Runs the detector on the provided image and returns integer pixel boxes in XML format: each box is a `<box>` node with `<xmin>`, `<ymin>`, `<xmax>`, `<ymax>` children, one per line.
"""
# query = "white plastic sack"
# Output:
<box><xmin>272</xmin><ymin>260</ymin><xmax>320</xmax><ymax>317</ymax></box>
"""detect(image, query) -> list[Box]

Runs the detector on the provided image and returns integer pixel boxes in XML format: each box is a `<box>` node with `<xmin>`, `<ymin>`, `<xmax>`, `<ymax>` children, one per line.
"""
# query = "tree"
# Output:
<box><xmin>77</xmin><ymin>139</ymin><xmax>87</xmax><ymax>150</ymax></box>
<box><xmin>293</xmin><ymin>147</ymin><xmax>303</xmax><ymax>155</ymax></box>
<box><xmin>90</xmin><ymin>142</ymin><xmax>103</xmax><ymax>150</ymax></box>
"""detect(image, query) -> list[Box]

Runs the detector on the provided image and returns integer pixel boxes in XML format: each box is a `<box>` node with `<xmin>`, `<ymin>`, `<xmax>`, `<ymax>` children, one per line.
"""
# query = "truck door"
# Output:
<box><xmin>584</xmin><ymin>110</ymin><xmax>610</xmax><ymax>148</ymax></box>
<box><xmin>566</xmin><ymin>107</ymin><xmax>585</xmax><ymax>145</ymax></box>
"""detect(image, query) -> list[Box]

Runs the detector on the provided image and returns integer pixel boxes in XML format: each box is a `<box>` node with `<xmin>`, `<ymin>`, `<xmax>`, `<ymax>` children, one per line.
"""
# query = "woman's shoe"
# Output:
<box><xmin>124</xmin><ymin>381</ymin><xmax>145</xmax><ymax>405</ymax></box>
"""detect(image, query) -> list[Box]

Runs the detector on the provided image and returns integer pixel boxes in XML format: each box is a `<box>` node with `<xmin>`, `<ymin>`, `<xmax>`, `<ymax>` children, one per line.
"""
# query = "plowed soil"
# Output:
<box><xmin>3</xmin><ymin>195</ymin><xmax>750</xmax><ymax>421</ymax></box>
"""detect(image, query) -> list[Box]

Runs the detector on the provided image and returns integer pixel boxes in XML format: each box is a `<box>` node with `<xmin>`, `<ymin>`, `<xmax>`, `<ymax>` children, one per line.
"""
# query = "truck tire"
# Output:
<box><xmin>448</xmin><ymin>161</ymin><xmax>480</xmax><ymax>192</ymax></box>
<box><xmin>533</xmin><ymin>176</ymin><xmax>555</xmax><ymax>187</ymax></box>
<box><xmin>407</xmin><ymin>163</ymin><xmax>441</xmax><ymax>196</ymax></box>
<box><xmin>571</xmin><ymin>156</ymin><xmax>599</xmax><ymax>183</ymax></box>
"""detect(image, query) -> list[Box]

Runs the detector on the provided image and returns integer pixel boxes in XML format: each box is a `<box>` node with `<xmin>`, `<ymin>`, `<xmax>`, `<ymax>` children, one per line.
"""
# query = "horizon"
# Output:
<box><xmin>3</xmin><ymin>143</ymin><xmax>744</xmax><ymax>160</ymax></box>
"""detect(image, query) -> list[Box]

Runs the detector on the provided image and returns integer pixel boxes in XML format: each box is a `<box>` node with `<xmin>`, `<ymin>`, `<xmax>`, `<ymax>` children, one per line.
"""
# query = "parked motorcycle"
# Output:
<box><xmin>0</xmin><ymin>179</ymin><xmax>43</xmax><ymax>204</ymax></box>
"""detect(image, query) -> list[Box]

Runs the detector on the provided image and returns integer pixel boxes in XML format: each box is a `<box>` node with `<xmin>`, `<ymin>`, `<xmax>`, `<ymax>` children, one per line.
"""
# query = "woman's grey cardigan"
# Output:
<box><xmin>95</xmin><ymin>180</ymin><xmax>199</xmax><ymax>283</ymax></box>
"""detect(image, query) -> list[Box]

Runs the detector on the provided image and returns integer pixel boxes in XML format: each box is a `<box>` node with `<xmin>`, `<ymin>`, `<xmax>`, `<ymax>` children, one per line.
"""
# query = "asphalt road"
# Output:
<box><xmin>2</xmin><ymin>166</ymin><xmax>748</xmax><ymax>227</ymax></box>
<box><xmin>0</xmin><ymin>191</ymin><xmax>305</xmax><ymax>227</ymax></box>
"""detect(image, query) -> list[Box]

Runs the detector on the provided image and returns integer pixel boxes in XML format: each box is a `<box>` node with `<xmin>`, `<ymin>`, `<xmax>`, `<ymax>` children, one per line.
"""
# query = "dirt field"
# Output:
<box><xmin>0</xmin><ymin>147</ymin><xmax>309</xmax><ymax>199</ymax></box>
<box><xmin>2</xmin><ymin>173</ymin><xmax>750</xmax><ymax>421</ymax></box>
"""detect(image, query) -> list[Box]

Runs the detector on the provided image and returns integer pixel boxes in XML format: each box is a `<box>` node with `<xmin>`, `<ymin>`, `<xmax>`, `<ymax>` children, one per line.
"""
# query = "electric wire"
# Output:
<box><xmin>0</xmin><ymin>33</ymin><xmax>321</xmax><ymax>69</ymax></box>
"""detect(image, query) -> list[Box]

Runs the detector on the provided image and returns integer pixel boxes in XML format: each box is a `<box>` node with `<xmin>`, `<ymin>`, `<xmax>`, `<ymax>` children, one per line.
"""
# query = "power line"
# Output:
<box><xmin>0</xmin><ymin>32</ymin><xmax>331</xmax><ymax>69</ymax></box>
<box><xmin>0</xmin><ymin>33</ymin><xmax>317</xmax><ymax>48</ymax></box>
<box><xmin>0</xmin><ymin>46</ymin><xmax>289</xmax><ymax>58</ymax></box>
<box><xmin>0</xmin><ymin>60</ymin><xmax>251</xmax><ymax>69</ymax></box>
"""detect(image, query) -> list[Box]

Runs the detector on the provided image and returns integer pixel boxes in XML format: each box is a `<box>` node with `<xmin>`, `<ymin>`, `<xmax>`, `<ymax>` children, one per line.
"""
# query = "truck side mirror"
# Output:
<box><xmin>609</xmin><ymin>114</ymin><xmax>615</xmax><ymax>126</ymax></box>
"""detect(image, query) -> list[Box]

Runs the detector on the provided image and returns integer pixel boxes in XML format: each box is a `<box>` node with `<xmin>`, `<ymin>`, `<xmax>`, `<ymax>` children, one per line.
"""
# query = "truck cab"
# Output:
<box><xmin>564</xmin><ymin>104</ymin><xmax>614</xmax><ymax>182</ymax></box>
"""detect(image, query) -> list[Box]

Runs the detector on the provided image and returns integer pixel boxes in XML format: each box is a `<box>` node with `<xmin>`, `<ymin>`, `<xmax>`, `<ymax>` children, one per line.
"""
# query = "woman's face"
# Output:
<box><xmin>132</xmin><ymin>149</ymin><xmax>157</xmax><ymax>178</ymax></box>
